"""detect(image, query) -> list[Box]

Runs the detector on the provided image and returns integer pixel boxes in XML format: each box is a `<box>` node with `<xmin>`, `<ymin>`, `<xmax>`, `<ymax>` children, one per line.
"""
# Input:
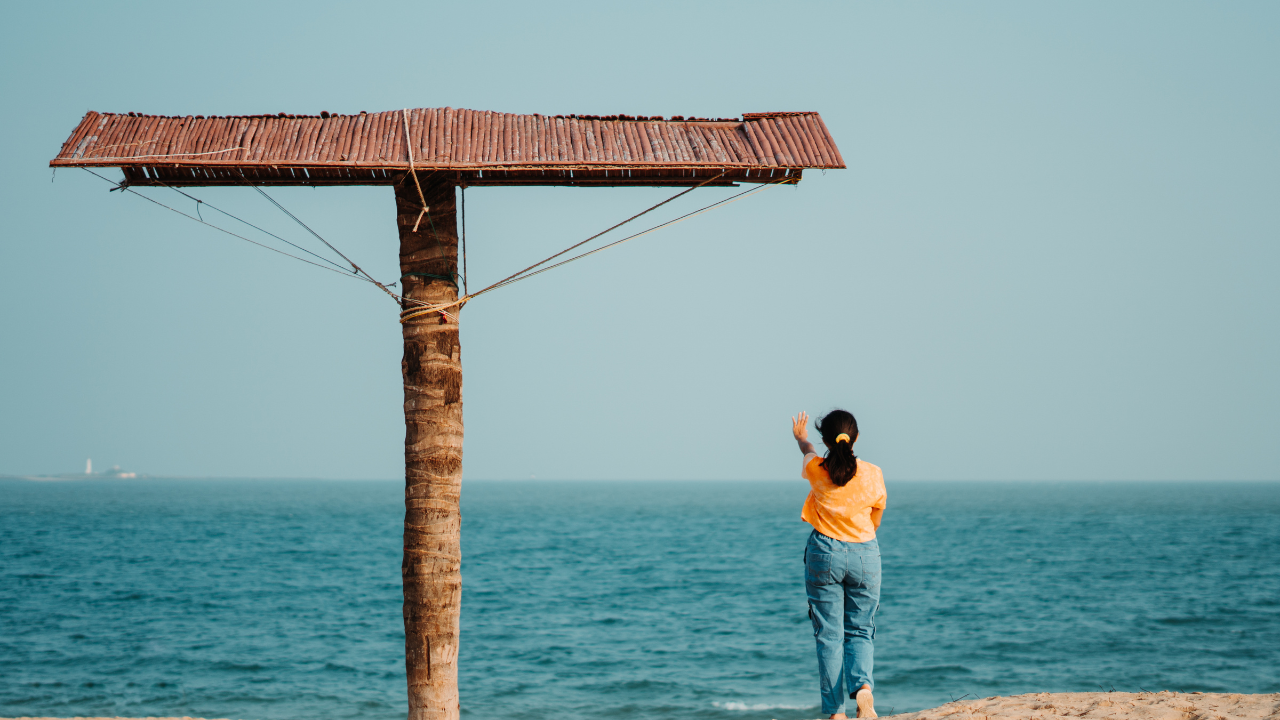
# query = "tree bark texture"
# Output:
<box><xmin>396</xmin><ymin>177</ymin><xmax>462</xmax><ymax>720</ymax></box>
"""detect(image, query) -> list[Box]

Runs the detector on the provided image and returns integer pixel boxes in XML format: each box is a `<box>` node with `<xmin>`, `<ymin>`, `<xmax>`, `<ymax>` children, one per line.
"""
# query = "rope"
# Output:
<box><xmin>460</xmin><ymin>185</ymin><xmax>468</xmax><ymax>296</ymax></box>
<box><xmin>152</xmin><ymin>179</ymin><xmax>352</xmax><ymax>274</ymax></box>
<box><xmin>82</xmin><ymin>168</ymin><xmax>385</xmax><ymax>285</ymax></box>
<box><xmin>73</xmin><ymin>147</ymin><xmax>245</xmax><ymax>162</ymax></box>
<box><xmin>86</xmin><ymin>148</ymin><xmax>790</xmax><ymax>327</ymax></box>
<box><xmin>241</xmin><ymin>177</ymin><xmax>401</xmax><ymax>304</ymax></box>
<box><xmin>397</xmin><ymin>171</ymin><xmax>724</xmax><ymax>322</ymax></box>
<box><xmin>481</xmin><ymin>176</ymin><xmax>792</xmax><ymax>293</ymax></box>
<box><xmin>397</xmin><ymin>175</ymin><xmax>791</xmax><ymax>324</ymax></box>
<box><xmin>403</xmin><ymin>110</ymin><xmax>431</xmax><ymax>233</ymax></box>
<box><xmin>478</xmin><ymin>171</ymin><xmax>727</xmax><ymax>295</ymax></box>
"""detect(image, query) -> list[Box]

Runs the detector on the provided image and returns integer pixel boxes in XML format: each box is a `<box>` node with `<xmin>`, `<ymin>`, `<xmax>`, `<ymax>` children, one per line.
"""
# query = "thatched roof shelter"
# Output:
<box><xmin>51</xmin><ymin>108</ymin><xmax>844</xmax><ymax>187</ymax></box>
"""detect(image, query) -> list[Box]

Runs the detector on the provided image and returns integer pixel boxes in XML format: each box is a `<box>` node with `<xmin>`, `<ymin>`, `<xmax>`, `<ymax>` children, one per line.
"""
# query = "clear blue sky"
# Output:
<box><xmin>1</xmin><ymin>2</ymin><xmax>1276</xmax><ymax>480</ymax></box>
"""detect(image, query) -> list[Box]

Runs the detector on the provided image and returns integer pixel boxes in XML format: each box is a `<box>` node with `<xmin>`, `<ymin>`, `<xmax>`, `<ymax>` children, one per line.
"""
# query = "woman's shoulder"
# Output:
<box><xmin>857</xmin><ymin>459</ymin><xmax>884</xmax><ymax>479</ymax></box>
<box><xmin>802</xmin><ymin>452</ymin><xmax>823</xmax><ymax>477</ymax></box>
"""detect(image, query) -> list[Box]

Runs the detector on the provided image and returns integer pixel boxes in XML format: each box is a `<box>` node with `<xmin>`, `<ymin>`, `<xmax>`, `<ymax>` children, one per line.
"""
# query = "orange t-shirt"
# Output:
<box><xmin>801</xmin><ymin>453</ymin><xmax>887</xmax><ymax>543</ymax></box>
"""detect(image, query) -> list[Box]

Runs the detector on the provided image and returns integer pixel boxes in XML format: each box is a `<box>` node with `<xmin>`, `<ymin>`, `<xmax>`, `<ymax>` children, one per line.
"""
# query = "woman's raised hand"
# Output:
<box><xmin>792</xmin><ymin>411</ymin><xmax>809</xmax><ymax>441</ymax></box>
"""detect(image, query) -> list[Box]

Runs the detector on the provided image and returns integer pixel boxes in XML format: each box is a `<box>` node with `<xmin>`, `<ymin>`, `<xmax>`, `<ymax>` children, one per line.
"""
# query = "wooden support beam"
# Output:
<box><xmin>396</xmin><ymin>177</ymin><xmax>463</xmax><ymax>720</ymax></box>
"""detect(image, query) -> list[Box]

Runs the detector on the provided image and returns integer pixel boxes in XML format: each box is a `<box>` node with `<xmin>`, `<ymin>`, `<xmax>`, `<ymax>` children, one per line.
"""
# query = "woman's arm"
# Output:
<box><xmin>870</xmin><ymin>507</ymin><xmax>884</xmax><ymax>530</ymax></box>
<box><xmin>792</xmin><ymin>412</ymin><xmax>816</xmax><ymax>456</ymax></box>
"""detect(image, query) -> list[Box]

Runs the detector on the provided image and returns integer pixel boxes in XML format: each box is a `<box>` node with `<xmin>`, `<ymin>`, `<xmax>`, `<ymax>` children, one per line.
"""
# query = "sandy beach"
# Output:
<box><xmin>884</xmin><ymin>691</ymin><xmax>1280</xmax><ymax>719</ymax></box>
<box><xmin>6</xmin><ymin>693</ymin><xmax>1279</xmax><ymax>720</ymax></box>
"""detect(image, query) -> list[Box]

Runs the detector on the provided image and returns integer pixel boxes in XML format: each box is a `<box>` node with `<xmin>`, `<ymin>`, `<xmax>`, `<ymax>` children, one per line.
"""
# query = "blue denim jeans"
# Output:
<box><xmin>805</xmin><ymin>529</ymin><xmax>881</xmax><ymax>715</ymax></box>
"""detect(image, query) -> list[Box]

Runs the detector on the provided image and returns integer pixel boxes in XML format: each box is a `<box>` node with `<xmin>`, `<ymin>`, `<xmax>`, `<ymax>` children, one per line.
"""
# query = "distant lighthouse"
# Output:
<box><xmin>86</xmin><ymin>458</ymin><xmax>92</xmax><ymax>475</ymax></box>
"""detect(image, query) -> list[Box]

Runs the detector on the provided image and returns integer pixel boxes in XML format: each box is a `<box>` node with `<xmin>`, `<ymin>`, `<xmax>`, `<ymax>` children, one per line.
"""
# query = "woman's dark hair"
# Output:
<box><xmin>816</xmin><ymin>409</ymin><xmax>859</xmax><ymax>486</ymax></box>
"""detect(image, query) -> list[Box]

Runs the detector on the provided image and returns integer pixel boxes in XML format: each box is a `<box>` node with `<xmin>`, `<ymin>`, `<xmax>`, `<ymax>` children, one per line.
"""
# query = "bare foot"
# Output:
<box><xmin>855</xmin><ymin>686</ymin><xmax>876</xmax><ymax>718</ymax></box>
<box><xmin>828</xmin><ymin>714</ymin><xmax>848</xmax><ymax>720</ymax></box>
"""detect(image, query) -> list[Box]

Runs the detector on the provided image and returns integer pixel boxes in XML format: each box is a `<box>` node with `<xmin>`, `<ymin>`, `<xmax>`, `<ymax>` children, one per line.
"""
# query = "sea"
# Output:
<box><xmin>2</xmin><ymin>479</ymin><xmax>1278</xmax><ymax>720</ymax></box>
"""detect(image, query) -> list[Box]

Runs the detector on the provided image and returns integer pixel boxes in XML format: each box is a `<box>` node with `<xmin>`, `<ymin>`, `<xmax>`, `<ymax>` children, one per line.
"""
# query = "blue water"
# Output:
<box><xmin>2</xmin><ymin>480</ymin><xmax>1278</xmax><ymax>720</ymax></box>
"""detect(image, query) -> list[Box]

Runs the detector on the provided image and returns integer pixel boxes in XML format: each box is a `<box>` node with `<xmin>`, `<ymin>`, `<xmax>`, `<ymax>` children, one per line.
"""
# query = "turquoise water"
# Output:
<box><xmin>2</xmin><ymin>479</ymin><xmax>1278</xmax><ymax>719</ymax></box>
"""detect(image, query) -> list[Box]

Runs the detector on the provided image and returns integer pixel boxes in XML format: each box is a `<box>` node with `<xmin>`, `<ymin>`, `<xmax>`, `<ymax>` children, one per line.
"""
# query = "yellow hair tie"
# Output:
<box><xmin>834</xmin><ymin>433</ymin><xmax>851</xmax><ymax>444</ymax></box>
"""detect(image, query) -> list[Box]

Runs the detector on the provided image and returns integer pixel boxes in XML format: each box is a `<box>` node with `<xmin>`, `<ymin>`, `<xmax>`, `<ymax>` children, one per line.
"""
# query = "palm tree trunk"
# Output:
<box><xmin>396</xmin><ymin>177</ymin><xmax>462</xmax><ymax>720</ymax></box>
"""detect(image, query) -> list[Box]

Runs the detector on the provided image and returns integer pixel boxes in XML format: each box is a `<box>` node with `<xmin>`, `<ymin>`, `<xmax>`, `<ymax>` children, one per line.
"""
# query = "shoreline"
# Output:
<box><xmin>7</xmin><ymin>692</ymin><xmax>1280</xmax><ymax>720</ymax></box>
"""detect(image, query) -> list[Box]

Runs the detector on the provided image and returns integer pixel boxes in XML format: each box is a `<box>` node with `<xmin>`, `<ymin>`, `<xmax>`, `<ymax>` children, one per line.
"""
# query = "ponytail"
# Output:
<box><xmin>815</xmin><ymin>410</ymin><xmax>859</xmax><ymax>487</ymax></box>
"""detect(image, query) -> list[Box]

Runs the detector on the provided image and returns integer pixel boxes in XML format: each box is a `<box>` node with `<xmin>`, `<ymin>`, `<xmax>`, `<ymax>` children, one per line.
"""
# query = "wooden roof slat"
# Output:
<box><xmin>795</xmin><ymin>115</ymin><xmax>821</xmax><ymax>166</ymax></box>
<box><xmin>570</xmin><ymin>118</ymin><xmax>585</xmax><ymax>162</ymax></box>
<box><xmin>441</xmin><ymin>108</ymin><xmax>455</xmax><ymax>163</ymax></box>
<box><xmin>477</xmin><ymin>111</ymin><xmax>489</xmax><ymax>163</ymax></box>
<box><xmin>656</xmin><ymin>123</ymin><xmax>678</xmax><ymax>163</ymax></box>
<box><xmin>60</xmin><ymin>111</ymin><xmax>97</xmax><ymax>159</ymax></box>
<box><xmin>544</xmin><ymin>116</ymin><xmax>557</xmax><ymax>162</ymax></box>
<box><xmin>469</xmin><ymin>110</ymin><xmax>482</xmax><ymax>163</ymax></box>
<box><xmin>253</xmin><ymin>117</ymin><xmax>276</xmax><ymax>161</ymax></box>
<box><xmin>257</xmin><ymin>118</ymin><xmax>280</xmax><ymax>162</ymax></box>
<box><xmin>271</xmin><ymin>117</ymin><xmax>295</xmax><ymax>161</ymax></box>
<box><xmin>789</xmin><ymin>117</ymin><xmax>818</xmax><ymax>166</ymax></box>
<box><xmin>177</xmin><ymin>115</ymin><xmax>204</xmax><ymax>157</ymax></box>
<box><xmin>760</xmin><ymin>120</ymin><xmax>787</xmax><ymax>164</ymax></box>
<box><xmin>779</xmin><ymin>117</ymin><xmax>810</xmax><ymax>166</ymax></box>
<box><xmin>566</xmin><ymin>117</ymin><xmax>580</xmax><ymax>162</ymax></box>
<box><xmin>706</xmin><ymin>126</ymin><xmax>733</xmax><ymax>164</ymax></box>
<box><xmin>475</xmin><ymin>109</ymin><xmax>487</xmax><ymax>163</ymax></box>
<box><xmin>484</xmin><ymin>112</ymin><xmax>496</xmax><ymax>163</ymax></box>
<box><xmin>635</xmin><ymin>123</ymin><xmax>653</xmax><ymax>163</ymax></box>
<box><xmin>653</xmin><ymin>123</ymin><xmax>672</xmax><ymax>163</ymax></box>
<box><xmin>806</xmin><ymin>115</ymin><xmax>837</xmax><ymax>167</ymax></box>
<box><xmin>316</xmin><ymin>116</ymin><xmax>337</xmax><ymax>163</ymax></box>
<box><xmin>138</xmin><ymin>116</ymin><xmax>165</xmax><ymax>158</ymax></box>
<box><xmin>761</xmin><ymin>120</ymin><xmax>790</xmax><ymax>165</ymax></box>
<box><xmin>62</xmin><ymin>112</ymin><xmax>97</xmax><ymax>159</ymax></box>
<box><xmin>426</xmin><ymin>109</ymin><xmax>440</xmax><ymax>163</ymax></box>
<box><xmin>367</xmin><ymin>112</ymin><xmax>389</xmax><ymax>163</ymax></box>
<box><xmin>206</xmin><ymin>117</ymin><xmax>234</xmax><ymax>157</ymax></box>
<box><xmin>335</xmin><ymin>114</ymin><xmax>355</xmax><ymax>161</ymax></box>
<box><xmin>498</xmin><ymin>112</ymin><xmax>510</xmax><ymax>163</ymax></box>
<box><xmin>344</xmin><ymin>114</ymin><xmax>364</xmax><ymax>163</ymax></box>
<box><xmin>387</xmin><ymin>112</ymin><xmax>404</xmax><ymax>163</ymax></box>
<box><xmin>273</xmin><ymin>118</ymin><xmax>296</xmax><ymax>162</ymax></box>
<box><xmin>812</xmin><ymin>114</ymin><xmax>845</xmax><ymax>168</ymax></box>
<box><xmin>618</xmin><ymin>122</ymin><xmax>635</xmax><ymax>162</ymax></box>
<box><xmin>303</xmin><ymin>117</ymin><xmax>324</xmax><ymax>163</ymax></box>
<box><xmin>96</xmin><ymin>114</ymin><xmax>130</xmax><ymax>158</ymax></box>
<box><xmin>355</xmin><ymin>113</ymin><xmax>376</xmax><ymax>163</ymax></box>
<box><xmin>130</xmin><ymin>116</ymin><xmax>156</xmax><ymax>158</ymax></box>
<box><xmin>741</xmin><ymin>123</ymin><xmax>770</xmax><ymax>167</ymax></box>
<box><xmin>489</xmin><ymin>113</ymin><xmax>500</xmax><ymax>163</ymax></box>
<box><xmin>367</xmin><ymin>115</ymin><xmax>380</xmax><ymax>162</ymax></box>
<box><xmin>372</xmin><ymin>114</ymin><xmax>388</xmax><ymax>163</ymax></box>
<box><xmin>453</xmin><ymin>109</ymin><xmax>466</xmax><ymax>164</ymax></box>
<box><xmin>331</xmin><ymin>114</ymin><xmax>352</xmax><ymax>162</ymax></box>
<box><xmin>669</xmin><ymin>124</ymin><xmax>687</xmax><ymax>161</ymax></box>
<box><xmin>207</xmin><ymin>117</ymin><xmax>233</xmax><ymax>157</ymax></box>
<box><xmin>103</xmin><ymin>114</ymin><xmax>137</xmax><ymax>157</ymax></box>
<box><xmin>408</xmin><ymin>109</ymin><xmax>425</xmax><ymax>163</ymax></box>
<box><xmin>547</xmin><ymin>115</ymin><xmax>560</xmax><ymax>162</ymax></box>
<box><xmin>463</xmin><ymin>109</ymin><xmax>478</xmax><ymax>163</ymax></box>
<box><xmin>501</xmin><ymin>113</ymin><xmax>513</xmax><ymax>163</ymax></box>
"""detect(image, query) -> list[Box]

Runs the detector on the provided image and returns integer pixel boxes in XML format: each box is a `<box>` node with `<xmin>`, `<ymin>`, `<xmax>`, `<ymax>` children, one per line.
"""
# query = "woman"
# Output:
<box><xmin>792</xmin><ymin>409</ymin><xmax>886</xmax><ymax>719</ymax></box>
